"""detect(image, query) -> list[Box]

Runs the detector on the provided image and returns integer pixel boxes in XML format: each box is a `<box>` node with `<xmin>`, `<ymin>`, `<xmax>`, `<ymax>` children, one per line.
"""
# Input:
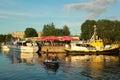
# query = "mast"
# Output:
<box><xmin>90</xmin><ymin>25</ymin><xmax>98</xmax><ymax>42</ymax></box>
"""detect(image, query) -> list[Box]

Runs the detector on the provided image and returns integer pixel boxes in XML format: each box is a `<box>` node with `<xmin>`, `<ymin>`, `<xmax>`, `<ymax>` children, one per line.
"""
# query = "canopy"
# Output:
<box><xmin>45</xmin><ymin>36</ymin><xmax>59</xmax><ymax>40</ymax></box>
<box><xmin>37</xmin><ymin>36</ymin><xmax>59</xmax><ymax>41</ymax></box>
<box><xmin>60</xmin><ymin>36</ymin><xmax>75</xmax><ymax>40</ymax></box>
<box><xmin>37</xmin><ymin>36</ymin><xmax>75</xmax><ymax>41</ymax></box>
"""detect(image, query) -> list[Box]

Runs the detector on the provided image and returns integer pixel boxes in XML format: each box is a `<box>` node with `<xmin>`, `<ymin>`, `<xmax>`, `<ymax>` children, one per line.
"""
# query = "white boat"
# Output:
<box><xmin>0</xmin><ymin>42</ymin><xmax>10</xmax><ymax>51</ymax></box>
<box><xmin>65</xmin><ymin>25</ymin><xmax>119</xmax><ymax>54</ymax></box>
<box><xmin>10</xmin><ymin>40</ymin><xmax>39</xmax><ymax>53</ymax></box>
<box><xmin>0</xmin><ymin>45</ymin><xmax>10</xmax><ymax>51</ymax></box>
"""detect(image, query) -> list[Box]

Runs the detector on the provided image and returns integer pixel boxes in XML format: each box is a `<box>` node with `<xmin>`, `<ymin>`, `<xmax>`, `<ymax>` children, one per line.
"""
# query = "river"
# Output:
<box><xmin>0</xmin><ymin>49</ymin><xmax>120</xmax><ymax>80</ymax></box>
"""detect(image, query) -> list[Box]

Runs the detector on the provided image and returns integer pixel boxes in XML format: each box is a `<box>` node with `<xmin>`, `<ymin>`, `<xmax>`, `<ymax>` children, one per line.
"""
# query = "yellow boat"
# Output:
<box><xmin>64</xmin><ymin>25</ymin><xmax>119</xmax><ymax>55</ymax></box>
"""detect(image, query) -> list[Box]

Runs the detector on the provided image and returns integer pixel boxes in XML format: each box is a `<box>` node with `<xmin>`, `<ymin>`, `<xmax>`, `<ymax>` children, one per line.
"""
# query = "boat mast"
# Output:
<box><xmin>90</xmin><ymin>25</ymin><xmax>98</xmax><ymax>42</ymax></box>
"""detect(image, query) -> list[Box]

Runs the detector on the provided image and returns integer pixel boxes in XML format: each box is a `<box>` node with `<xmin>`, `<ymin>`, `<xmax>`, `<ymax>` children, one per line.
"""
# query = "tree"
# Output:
<box><xmin>97</xmin><ymin>19</ymin><xmax>120</xmax><ymax>43</ymax></box>
<box><xmin>42</xmin><ymin>23</ymin><xmax>71</xmax><ymax>36</ymax></box>
<box><xmin>0</xmin><ymin>34</ymin><xmax>5</xmax><ymax>43</ymax></box>
<box><xmin>0</xmin><ymin>34</ymin><xmax>12</xmax><ymax>43</ymax></box>
<box><xmin>5</xmin><ymin>34</ymin><xmax>12</xmax><ymax>42</ymax></box>
<box><xmin>24</xmin><ymin>28</ymin><xmax>38</xmax><ymax>38</ymax></box>
<box><xmin>42</xmin><ymin>23</ymin><xmax>55</xmax><ymax>36</ymax></box>
<box><xmin>81</xmin><ymin>19</ymin><xmax>120</xmax><ymax>43</ymax></box>
<box><xmin>63</xmin><ymin>25</ymin><xmax>70</xmax><ymax>36</ymax></box>
<box><xmin>81</xmin><ymin>20</ymin><xmax>96</xmax><ymax>40</ymax></box>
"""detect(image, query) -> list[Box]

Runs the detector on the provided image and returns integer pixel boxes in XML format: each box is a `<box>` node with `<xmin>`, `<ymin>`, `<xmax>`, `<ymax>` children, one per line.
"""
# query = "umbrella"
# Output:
<box><xmin>60</xmin><ymin>36</ymin><xmax>75</xmax><ymax>40</ymax></box>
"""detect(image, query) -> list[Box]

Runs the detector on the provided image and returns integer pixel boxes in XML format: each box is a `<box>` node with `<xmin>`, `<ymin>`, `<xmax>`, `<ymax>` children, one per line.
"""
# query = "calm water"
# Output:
<box><xmin>0</xmin><ymin>49</ymin><xmax>120</xmax><ymax>80</ymax></box>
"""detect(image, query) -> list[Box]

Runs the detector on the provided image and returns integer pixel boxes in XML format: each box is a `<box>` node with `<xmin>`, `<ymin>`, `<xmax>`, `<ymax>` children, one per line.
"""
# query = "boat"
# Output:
<box><xmin>43</xmin><ymin>55</ymin><xmax>59</xmax><ymax>69</ymax></box>
<box><xmin>64</xmin><ymin>25</ymin><xmax>120</xmax><ymax>55</ymax></box>
<box><xmin>0</xmin><ymin>45</ymin><xmax>10</xmax><ymax>50</ymax></box>
<box><xmin>0</xmin><ymin>42</ymin><xmax>10</xmax><ymax>51</ymax></box>
<box><xmin>10</xmin><ymin>40</ymin><xmax>39</xmax><ymax>53</ymax></box>
<box><xmin>43</xmin><ymin>59</ymin><xmax>59</xmax><ymax>70</ymax></box>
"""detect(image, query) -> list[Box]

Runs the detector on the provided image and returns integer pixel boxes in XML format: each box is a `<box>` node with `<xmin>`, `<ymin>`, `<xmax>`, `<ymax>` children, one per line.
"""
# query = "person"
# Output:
<box><xmin>52</xmin><ymin>53</ymin><xmax>58</xmax><ymax>61</ymax></box>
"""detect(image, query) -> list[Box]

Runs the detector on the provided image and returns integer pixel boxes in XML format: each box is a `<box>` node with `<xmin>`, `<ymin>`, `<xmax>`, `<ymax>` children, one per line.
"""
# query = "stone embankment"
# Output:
<box><xmin>41</xmin><ymin>46</ymin><xmax>66</xmax><ymax>53</ymax></box>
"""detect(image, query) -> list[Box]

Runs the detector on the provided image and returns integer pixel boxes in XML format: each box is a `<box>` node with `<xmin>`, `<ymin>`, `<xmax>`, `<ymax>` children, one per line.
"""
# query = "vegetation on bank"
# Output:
<box><xmin>0</xmin><ymin>34</ymin><xmax>12</xmax><ymax>43</ymax></box>
<box><xmin>81</xmin><ymin>19</ymin><xmax>120</xmax><ymax>44</ymax></box>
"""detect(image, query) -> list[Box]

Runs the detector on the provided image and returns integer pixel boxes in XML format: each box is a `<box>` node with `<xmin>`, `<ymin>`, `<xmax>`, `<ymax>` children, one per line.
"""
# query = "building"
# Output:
<box><xmin>11</xmin><ymin>31</ymin><xmax>42</xmax><ymax>39</ymax></box>
<box><xmin>38</xmin><ymin>32</ymin><xmax>43</xmax><ymax>37</ymax></box>
<box><xmin>12</xmin><ymin>31</ymin><xmax>25</xmax><ymax>38</ymax></box>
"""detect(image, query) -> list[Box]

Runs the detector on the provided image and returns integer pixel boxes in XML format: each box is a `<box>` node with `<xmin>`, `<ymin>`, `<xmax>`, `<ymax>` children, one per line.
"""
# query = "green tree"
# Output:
<box><xmin>81</xmin><ymin>19</ymin><xmax>120</xmax><ymax>43</ymax></box>
<box><xmin>81</xmin><ymin>20</ymin><xmax>96</xmax><ymax>40</ymax></box>
<box><xmin>0</xmin><ymin>34</ymin><xmax>12</xmax><ymax>43</ymax></box>
<box><xmin>63</xmin><ymin>25</ymin><xmax>70</xmax><ymax>36</ymax></box>
<box><xmin>24</xmin><ymin>28</ymin><xmax>38</xmax><ymax>38</ymax></box>
<box><xmin>0</xmin><ymin>34</ymin><xmax>5</xmax><ymax>43</ymax></box>
<box><xmin>42</xmin><ymin>23</ymin><xmax>55</xmax><ymax>36</ymax></box>
<box><xmin>42</xmin><ymin>23</ymin><xmax>71</xmax><ymax>36</ymax></box>
<box><xmin>97</xmin><ymin>19</ymin><xmax>119</xmax><ymax>43</ymax></box>
<box><xmin>54</xmin><ymin>28</ymin><xmax>64</xmax><ymax>36</ymax></box>
<box><xmin>5</xmin><ymin>34</ymin><xmax>12</xmax><ymax>42</ymax></box>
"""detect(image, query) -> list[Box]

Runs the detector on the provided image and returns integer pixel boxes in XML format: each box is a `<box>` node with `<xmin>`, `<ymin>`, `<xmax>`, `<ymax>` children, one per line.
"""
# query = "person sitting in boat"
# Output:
<box><xmin>52</xmin><ymin>53</ymin><xmax>58</xmax><ymax>61</ymax></box>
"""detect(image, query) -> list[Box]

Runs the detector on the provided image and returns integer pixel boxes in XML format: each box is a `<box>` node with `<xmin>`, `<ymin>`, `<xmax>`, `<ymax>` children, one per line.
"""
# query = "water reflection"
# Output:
<box><xmin>65</xmin><ymin>55</ymin><xmax>120</xmax><ymax>80</ymax></box>
<box><xmin>4</xmin><ymin>51</ymin><xmax>39</xmax><ymax>65</ymax></box>
<box><xmin>0</xmin><ymin>50</ymin><xmax>120</xmax><ymax>80</ymax></box>
<box><xmin>20</xmin><ymin>52</ymin><xmax>38</xmax><ymax>65</ymax></box>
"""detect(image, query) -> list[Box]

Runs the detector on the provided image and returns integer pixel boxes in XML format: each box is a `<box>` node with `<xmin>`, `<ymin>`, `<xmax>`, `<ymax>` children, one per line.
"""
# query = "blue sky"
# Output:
<box><xmin>0</xmin><ymin>0</ymin><xmax>120</xmax><ymax>35</ymax></box>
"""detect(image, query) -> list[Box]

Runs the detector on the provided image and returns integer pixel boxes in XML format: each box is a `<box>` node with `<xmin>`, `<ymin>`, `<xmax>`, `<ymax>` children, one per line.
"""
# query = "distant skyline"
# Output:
<box><xmin>0</xmin><ymin>0</ymin><xmax>120</xmax><ymax>35</ymax></box>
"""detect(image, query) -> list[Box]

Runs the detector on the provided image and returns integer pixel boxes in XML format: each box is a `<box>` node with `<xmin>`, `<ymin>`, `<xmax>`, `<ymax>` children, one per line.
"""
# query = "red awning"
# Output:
<box><xmin>60</xmin><ymin>36</ymin><xmax>75</xmax><ymax>40</ymax></box>
<box><xmin>45</xmin><ymin>36</ymin><xmax>59</xmax><ymax>40</ymax></box>
<box><xmin>37</xmin><ymin>36</ymin><xmax>59</xmax><ymax>41</ymax></box>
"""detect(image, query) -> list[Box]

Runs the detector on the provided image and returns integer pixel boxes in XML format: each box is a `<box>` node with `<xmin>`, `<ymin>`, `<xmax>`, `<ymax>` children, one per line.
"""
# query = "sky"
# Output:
<box><xmin>0</xmin><ymin>0</ymin><xmax>120</xmax><ymax>35</ymax></box>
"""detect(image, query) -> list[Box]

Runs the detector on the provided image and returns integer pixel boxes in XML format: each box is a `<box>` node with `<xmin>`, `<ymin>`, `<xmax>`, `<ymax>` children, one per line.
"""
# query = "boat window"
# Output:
<box><xmin>18</xmin><ymin>43</ymin><xmax>22</xmax><ymax>46</ymax></box>
<box><xmin>23</xmin><ymin>43</ymin><xmax>27</xmax><ymax>46</ymax></box>
<box><xmin>76</xmin><ymin>44</ymin><xmax>82</xmax><ymax>46</ymax></box>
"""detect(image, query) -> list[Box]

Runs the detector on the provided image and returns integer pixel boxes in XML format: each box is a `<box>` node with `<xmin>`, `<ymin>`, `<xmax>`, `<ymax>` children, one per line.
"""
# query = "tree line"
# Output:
<box><xmin>0</xmin><ymin>23</ymin><xmax>70</xmax><ymax>43</ymax></box>
<box><xmin>25</xmin><ymin>23</ymin><xmax>70</xmax><ymax>37</ymax></box>
<box><xmin>81</xmin><ymin>19</ymin><xmax>120</xmax><ymax>44</ymax></box>
<box><xmin>42</xmin><ymin>23</ymin><xmax>70</xmax><ymax>36</ymax></box>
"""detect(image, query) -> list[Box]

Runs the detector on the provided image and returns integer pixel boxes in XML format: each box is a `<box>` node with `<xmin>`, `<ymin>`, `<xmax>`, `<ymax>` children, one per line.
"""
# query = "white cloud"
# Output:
<box><xmin>65</xmin><ymin>0</ymin><xmax>117</xmax><ymax>19</ymax></box>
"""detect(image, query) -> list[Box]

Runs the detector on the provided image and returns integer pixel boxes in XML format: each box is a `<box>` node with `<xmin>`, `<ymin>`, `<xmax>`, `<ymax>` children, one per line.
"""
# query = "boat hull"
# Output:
<box><xmin>43</xmin><ymin>60</ymin><xmax>59</xmax><ymax>69</ymax></box>
<box><xmin>0</xmin><ymin>45</ymin><xmax>10</xmax><ymax>51</ymax></box>
<box><xmin>65</xmin><ymin>47</ymin><xmax>119</xmax><ymax>55</ymax></box>
<box><xmin>10</xmin><ymin>46</ymin><xmax>39</xmax><ymax>53</ymax></box>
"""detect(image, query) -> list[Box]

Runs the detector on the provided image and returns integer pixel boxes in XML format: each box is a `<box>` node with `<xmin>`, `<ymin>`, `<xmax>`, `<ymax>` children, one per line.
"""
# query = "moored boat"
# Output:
<box><xmin>10</xmin><ymin>40</ymin><xmax>39</xmax><ymax>53</ymax></box>
<box><xmin>0</xmin><ymin>42</ymin><xmax>10</xmax><ymax>51</ymax></box>
<box><xmin>64</xmin><ymin>25</ymin><xmax>120</xmax><ymax>55</ymax></box>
